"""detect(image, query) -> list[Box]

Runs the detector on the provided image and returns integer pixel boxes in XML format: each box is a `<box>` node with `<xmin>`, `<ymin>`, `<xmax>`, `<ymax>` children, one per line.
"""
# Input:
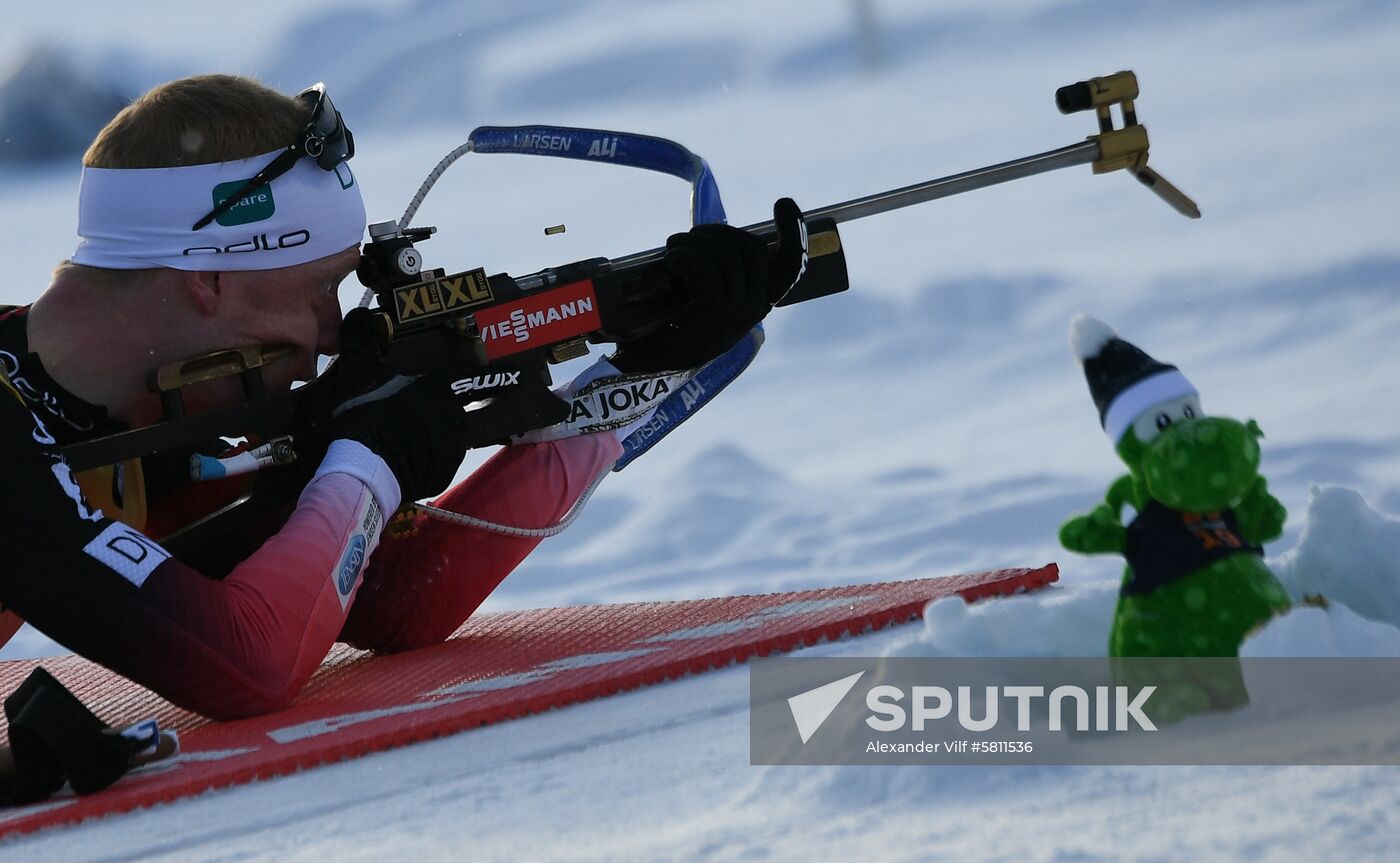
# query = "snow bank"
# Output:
<box><xmin>1243</xmin><ymin>485</ymin><xmax>1400</xmax><ymax>656</ymax></box>
<box><xmin>1242</xmin><ymin>603</ymin><xmax>1400</xmax><ymax>657</ymax></box>
<box><xmin>885</xmin><ymin>580</ymin><xmax>1119</xmax><ymax>658</ymax></box>
<box><xmin>1270</xmin><ymin>484</ymin><xmax>1400</xmax><ymax>626</ymax></box>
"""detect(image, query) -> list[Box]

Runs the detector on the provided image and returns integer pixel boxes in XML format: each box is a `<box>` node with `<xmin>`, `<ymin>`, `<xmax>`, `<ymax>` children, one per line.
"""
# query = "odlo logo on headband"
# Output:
<box><xmin>210</xmin><ymin>179</ymin><xmax>276</xmax><ymax>227</ymax></box>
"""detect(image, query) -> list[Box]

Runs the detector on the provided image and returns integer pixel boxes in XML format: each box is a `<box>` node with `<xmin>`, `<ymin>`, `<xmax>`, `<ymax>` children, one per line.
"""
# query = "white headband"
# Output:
<box><xmin>72</xmin><ymin>149</ymin><xmax>366</xmax><ymax>271</ymax></box>
<box><xmin>1103</xmin><ymin>369</ymin><xmax>1198</xmax><ymax>442</ymax></box>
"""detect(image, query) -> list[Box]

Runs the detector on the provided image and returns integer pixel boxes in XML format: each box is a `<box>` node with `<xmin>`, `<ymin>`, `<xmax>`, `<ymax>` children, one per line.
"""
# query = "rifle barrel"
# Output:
<box><xmin>607</xmin><ymin>139</ymin><xmax>1101</xmax><ymax>272</ymax></box>
<box><xmin>789</xmin><ymin>139</ymin><xmax>1101</xmax><ymax>228</ymax></box>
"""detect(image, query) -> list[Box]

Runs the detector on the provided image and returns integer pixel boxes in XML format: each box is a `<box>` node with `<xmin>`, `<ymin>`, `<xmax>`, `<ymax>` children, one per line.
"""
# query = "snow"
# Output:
<box><xmin>0</xmin><ymin>46</ymin><xmax>129</xmax><ymax>164</ymax></box>
<box><xmin>1272</xmin><ymin>486</ymin><xmax>1400</xmax><ymax>627</ymax></box>
<box><xmin>4</xmin><ymin>0</ymin><xmax>1400</xmax><ymax>858</ymax></box>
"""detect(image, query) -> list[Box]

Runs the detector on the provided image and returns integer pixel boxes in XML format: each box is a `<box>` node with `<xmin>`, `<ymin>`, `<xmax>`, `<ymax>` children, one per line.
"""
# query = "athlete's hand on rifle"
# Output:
<box><xmin>325</xmin><ymin>308</ymin><xmax>472</xmax><ymax>502</ymax></box>
<box><xmin>611</xmin><ymin>197</ymin><xmax>808</xmax><ymax>374</ymax></box>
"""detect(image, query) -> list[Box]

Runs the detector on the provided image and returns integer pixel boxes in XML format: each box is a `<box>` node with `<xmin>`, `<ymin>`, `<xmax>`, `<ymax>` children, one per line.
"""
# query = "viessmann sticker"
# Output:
<box><xmin>475</xmin><ymin>280</ymin><xmax>601</xmax><ymax>360</ymax></box>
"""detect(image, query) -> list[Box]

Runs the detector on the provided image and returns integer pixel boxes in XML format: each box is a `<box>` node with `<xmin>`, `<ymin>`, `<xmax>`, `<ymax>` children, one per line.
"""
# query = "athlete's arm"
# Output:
<box><xmin>0</xmin><ymin>309</ymin><xmax>473</xmax><ymax>720</ymax></box>
<box><xmin>0</xmin><ymin>393</ymin><xmax>388</xmax><ymax>719</ymax></box>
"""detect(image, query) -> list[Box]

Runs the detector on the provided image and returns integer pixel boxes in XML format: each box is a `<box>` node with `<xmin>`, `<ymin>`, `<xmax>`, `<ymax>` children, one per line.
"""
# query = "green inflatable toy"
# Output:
<box><xmin>1060</xmin><ymin>315</ymin><xmax>1292</xmax><ymax>657</ymax></box>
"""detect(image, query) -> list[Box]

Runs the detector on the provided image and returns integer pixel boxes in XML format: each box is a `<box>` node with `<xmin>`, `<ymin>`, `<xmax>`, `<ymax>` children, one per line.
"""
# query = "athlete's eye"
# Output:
<box><xmin>1182</xmin><ymin>405</ymin><xmax>1196</xmax><ymax>419</ymax></box>
<box><xmin>1155</xmin><ymin>412</ymin><xmax>1173</xmax><ymax>430</ymax></box>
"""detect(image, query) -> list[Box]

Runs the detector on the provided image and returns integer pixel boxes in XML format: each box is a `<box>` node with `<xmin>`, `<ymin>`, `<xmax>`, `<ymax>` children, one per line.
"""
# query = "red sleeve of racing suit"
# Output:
<box><xmin>0</xmin><ymin>386</ymin><xmax>397</xmax><ymax>720</ymax></box>
<box><xmin>340</xmin><ymin>433</ymin><xmax>622</xmax><ymax>653</ymax></box>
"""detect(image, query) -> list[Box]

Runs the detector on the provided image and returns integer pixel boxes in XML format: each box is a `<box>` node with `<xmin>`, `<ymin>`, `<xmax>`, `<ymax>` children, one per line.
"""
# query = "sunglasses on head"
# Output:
<box><xmin>192</xmin><ymin>83</ymin><xmax>355</xmax><ymax>231</ymax></box>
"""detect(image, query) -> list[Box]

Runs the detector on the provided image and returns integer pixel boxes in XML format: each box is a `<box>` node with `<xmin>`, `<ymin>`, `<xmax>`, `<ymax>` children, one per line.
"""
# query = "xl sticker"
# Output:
<box><xmin>393</xmin><ymin>268</ymin><xmax>493</xmax><ymax>324</ymax></box>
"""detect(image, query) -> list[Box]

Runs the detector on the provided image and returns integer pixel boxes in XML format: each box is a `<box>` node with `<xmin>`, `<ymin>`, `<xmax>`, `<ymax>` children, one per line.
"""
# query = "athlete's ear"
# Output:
<box><xmin>182</xmin><ymin>270</ymin><xmax>225</xmax><ymax>317</ymax></box>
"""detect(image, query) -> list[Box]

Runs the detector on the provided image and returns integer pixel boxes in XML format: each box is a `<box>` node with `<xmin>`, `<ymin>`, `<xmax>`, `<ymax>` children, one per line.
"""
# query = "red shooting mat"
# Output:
<box><xmin>0</xmin><ymin>565</ymin><xmax>1057</xmax><ymax>837</ymax></box>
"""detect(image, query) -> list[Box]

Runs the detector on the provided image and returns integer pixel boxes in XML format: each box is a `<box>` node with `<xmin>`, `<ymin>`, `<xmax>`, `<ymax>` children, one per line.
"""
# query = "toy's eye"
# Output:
<box><xmin>1182</xmin><ymin>405</ymin><xmax>1196</xmax><ymax>419</ymax></box>
<box><xmin>1155</xmin><ymin>413</ymin><xmax>1173</xmax><ymax>431</ymax></box>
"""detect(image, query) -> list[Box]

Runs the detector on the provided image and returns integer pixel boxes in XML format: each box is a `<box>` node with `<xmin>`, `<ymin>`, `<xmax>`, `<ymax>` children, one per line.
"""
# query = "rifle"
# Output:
<box><xmin>59</xmin><ymin>71</ymin><xmax>1197</xmax><ymax>552</ymax></box>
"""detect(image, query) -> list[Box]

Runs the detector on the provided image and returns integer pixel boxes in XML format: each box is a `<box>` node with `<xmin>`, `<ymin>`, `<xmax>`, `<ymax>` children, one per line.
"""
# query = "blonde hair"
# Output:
<box><xmin>84</xmin><ymin>74</ymin><xmax>309</xmax><ymax>169</ymax></box>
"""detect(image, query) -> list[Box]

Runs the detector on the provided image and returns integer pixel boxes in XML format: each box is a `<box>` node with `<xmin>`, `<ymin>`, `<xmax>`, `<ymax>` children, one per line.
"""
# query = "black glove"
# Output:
<box><xmin>326</xmin><ymin>308</ymin><xmax>471</xmax><ymax>502</ymax></box>
<box><xmin>611</xmin><ymin>197</ymin><xmax>808</xmax><ymax>374</ymax></box>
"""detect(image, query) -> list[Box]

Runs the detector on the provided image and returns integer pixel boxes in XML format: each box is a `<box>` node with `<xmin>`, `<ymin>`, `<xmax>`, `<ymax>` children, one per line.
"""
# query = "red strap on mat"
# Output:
<box><xmin>0</xmin><ymin>565</ymin><xmax>1056</xmax><ymax>836</ymax></box>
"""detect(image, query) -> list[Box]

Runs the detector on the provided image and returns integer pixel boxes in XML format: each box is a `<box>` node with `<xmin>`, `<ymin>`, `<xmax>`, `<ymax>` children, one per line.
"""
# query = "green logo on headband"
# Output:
<box><xmin>210</xmin><ymin>180</ymin><xmax>276</xmax><ymax>227</ymax></box>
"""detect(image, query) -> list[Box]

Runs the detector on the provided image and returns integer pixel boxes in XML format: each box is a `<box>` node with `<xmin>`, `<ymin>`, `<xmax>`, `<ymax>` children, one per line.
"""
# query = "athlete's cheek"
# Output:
<box><xmin>316</xmin><ymin>295</ymin><xmax>344</xmax><ymax>356</ymax></box>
